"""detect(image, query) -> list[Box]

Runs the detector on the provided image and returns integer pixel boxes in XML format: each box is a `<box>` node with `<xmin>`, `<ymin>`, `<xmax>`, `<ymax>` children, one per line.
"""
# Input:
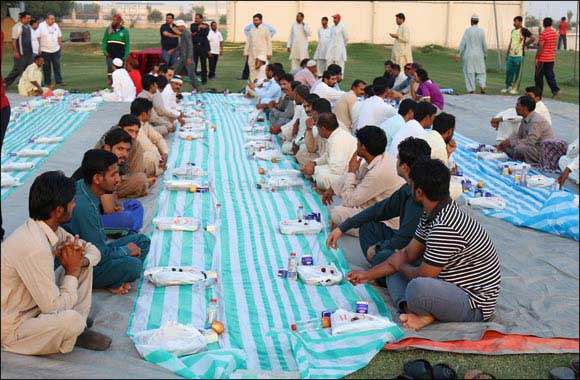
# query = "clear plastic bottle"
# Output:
<box><xmin>214</xmin><ymin>203</ymin><xmax>222</xmax><ymax>224</ymax></box>
<box><xmin>297</xmin><ymin>205</ymin><xmax>304</xmax><ymax>222</ymax></box>
<box><xmin>287</xmin><ymin>253</ymin><xmax>298</xmax><ymax>280</ymax></box>
<box><xmin>290</xmin><ymin>317</ymin><xmax>323</xmax><ymax>333</ymax></box>
<box><xmin>207</xmin><ymin>298</ymin><xmax>218</xmax><ymax>325</ymax></box>
<box><xmin>521</xmin><ymin>165</ymin><xmax>528</xmax><ymax>187</ymax></box>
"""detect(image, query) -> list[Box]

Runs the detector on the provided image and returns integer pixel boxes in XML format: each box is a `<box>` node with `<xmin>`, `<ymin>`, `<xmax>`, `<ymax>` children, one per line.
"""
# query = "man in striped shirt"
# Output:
<box><xmin>347</xmin><ymin>159</ymin><xmax>501</xmax><ymax>331</ymax></box>
<box><xmin>535</xmin><ymin>18</ymin><xmax>560</xmax><ymax>98</ymax></box>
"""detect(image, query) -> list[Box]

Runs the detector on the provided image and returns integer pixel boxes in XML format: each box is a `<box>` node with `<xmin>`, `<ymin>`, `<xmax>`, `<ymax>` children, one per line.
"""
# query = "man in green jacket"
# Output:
<box><xmin>102</xmin><ymin>14</ymin><xmax>130</xmax><ymax>82</ymax></box>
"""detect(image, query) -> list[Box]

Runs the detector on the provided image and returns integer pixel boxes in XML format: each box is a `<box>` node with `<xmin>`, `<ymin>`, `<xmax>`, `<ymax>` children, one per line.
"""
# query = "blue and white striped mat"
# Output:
<box><xmin>1</xmin><ymin>95</ymin><xmax>96</xmax><ymax>200</ymax></box>
<box><xmin>454</xmin><ymin>133</ymin><xmax>579</xmax><ymax>241</ymax></box>
<box><xmin>127</xmin><ymin>94</ymin><xmax>403</xmax><ymax>379</ymax></box>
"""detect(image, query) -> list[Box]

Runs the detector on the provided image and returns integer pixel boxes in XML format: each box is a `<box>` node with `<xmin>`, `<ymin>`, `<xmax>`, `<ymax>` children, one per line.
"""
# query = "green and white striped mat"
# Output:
<box><xmin>127</xmin><ymin>93</ymin><xmax>403</xmax><ymax>379</ymax></box>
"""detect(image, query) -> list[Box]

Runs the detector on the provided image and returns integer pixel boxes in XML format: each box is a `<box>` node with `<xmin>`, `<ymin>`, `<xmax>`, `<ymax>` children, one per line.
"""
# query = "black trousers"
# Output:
<box><xmin>241</xmin><ymin>58</ymin><xmax>249</xmax><ymax>80</ymax></box>
<box><xmin>1</xmin><ymin>105</ymin><xmax>11</xmax><ymax>241</ymax></box>
<box><xmin>193</xmin><ymin>44</ymin><xmax>208</xmax><ymax>82</ymax></box>
<box><xmin>5</xmin><ymin>54</ymin><xmax>33</xmax><ymax>87</ymax></box>
<box><xmin>535</xmin><ymin>61</ymin><xmax>560</xmax><ymax>96</ymax></box>
<box><xmin>208</xmin><ymin>54</ymin><xmax>219</xmax><ymax>78</ymax></box>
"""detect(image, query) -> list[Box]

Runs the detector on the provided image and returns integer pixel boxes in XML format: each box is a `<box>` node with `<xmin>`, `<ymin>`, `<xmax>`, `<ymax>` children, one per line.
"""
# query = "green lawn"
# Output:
<box><xmin>1</xmin><ymin>28</ymin><xmax>578</xmax><ymax>378</ymax></box>
<box><xmin>2</xmin><ymin>27</ymin><xmax>579</xmax><ymax>104</ymax></box>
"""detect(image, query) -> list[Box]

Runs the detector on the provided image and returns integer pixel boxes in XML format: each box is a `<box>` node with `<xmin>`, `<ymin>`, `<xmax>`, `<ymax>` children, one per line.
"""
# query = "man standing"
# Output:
<box><xmin>240</xmin><ymin>22</ymin><xmax>276</xmax><ymax>80</ymax></box>
<box><xmin>2</xmin><ymin>171</ymin><xmax>111</xmax><ymax>355</ymax></box>
<box><xmin>244</xmin><ymin>14</ymin><xmax>273</xmax><ymax>82</ymax></box>
<box><xmin>390</xmin><ymin>13</ymin><xmax>413</xmax><ymax>67</ymax></box>
<box><xmin>535</xmin><ymin>18</ymin><xmax>560</xmax><ymax>98</ymax></box>
<box><xmin>5</xmin><ymin>12</ymin><xmax>33</xmax><ymax>88</ymax></box>
<box><xmin>160</xmin><ymin>13</ymin><xmax>180</xmax><ymax>69</ymax></box>
<box><xmin>287</xmin><ymin>12</ymin><xmax>312</xmax><ymax>71</ymax></box>
<box><xmin>38</xmin><ymin>13</ymin><xmax>64</xmax><ymax>86</ymax></box>
<box><xmin>325</xmin><ymin>14</ymin><xmax>349</xmax><ymax>75</ymax></box>
<box><xmin>102</xmin><ymin>14</ymin><xmax>130</xmax><ymax>83</ymax></box>
<box><xmin>174</xmin><ymin>20</ymin><xmax>198</xmax><ymax>90</ymax></box>
<box><xmin>558</xmin><ymin>17</ymin><xmax>568</xmax><ymax>50</ymax></box>
<box><xmin>502</xmin><ymin>16</ymin><xmax>534</xmax><ymax>94</ymax></box>
<box><xmin>456</xmin><ymin>15</ymin><xmax>487</xmax><ymax>94</ymax></box>
<box><xmin>207</xmin><ymin>21</ymin><xmax>224</xmax><ymax>79</ymax></box>
<box><xmin>190</xmin><ymin>13</ymin><xmax>210</xmax><ymax>85</ymax></box>
<box><xmin>313</xmin><ymin>17</ymin><xmax>331</xmax><ymax>75</ymax></box>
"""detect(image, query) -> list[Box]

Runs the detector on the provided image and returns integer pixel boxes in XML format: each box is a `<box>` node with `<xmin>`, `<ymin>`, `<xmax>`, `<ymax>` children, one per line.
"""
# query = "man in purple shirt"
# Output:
<box><xmin>411</xmin><ymin>68</ymin><xmax>444</xmax><ymax>110</ymax></box>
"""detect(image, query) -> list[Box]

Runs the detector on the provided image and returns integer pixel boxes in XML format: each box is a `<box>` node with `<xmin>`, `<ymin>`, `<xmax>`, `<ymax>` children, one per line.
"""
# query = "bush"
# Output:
<box><xmin>419</xmin><ymin>44</ymin><xmax>446</xmax><ymax>54</ymax></box>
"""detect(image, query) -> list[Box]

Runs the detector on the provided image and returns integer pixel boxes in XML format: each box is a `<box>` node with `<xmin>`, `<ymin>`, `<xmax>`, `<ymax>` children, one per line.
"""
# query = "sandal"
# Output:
<box><xmin>403</xmin><ymin>359</ymin><xmax>433</xmax><ymax>379</ymax></box>
<box><xmin>432</xmin><ymin>363</ymin><xmax>457</xmax><ymax>379</ymax></box>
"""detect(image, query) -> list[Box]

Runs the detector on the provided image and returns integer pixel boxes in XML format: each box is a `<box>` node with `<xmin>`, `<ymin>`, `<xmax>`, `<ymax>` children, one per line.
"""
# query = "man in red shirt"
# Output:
<box><xmin>535</xmin><ymin>17</ymin><xmax>560</xmax><ymax>99</ymax></box>
<box><xmin>1</xmin><ymin>30</ymin><xmax>12</xmax><ymax>241</ymax></box>
<box><xmin>557</xmin><ymin>16</ymin><xmax>568</xmax><ymax>50</ymax></box>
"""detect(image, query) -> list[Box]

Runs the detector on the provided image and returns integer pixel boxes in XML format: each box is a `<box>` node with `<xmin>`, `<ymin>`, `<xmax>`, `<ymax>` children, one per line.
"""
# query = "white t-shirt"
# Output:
<box><xmin>38</xmin><ymin>21</ymin><xmax>62</xmax><ymax>53</ymax></box>
<box><xmin>356</xmin><ymin>96</ymin><xmax>397</xmax><ymax>130</ymax></box>
<box><xmin>388</xmin><ymin>119</ymin><xmax>427</xmax><ymax>157</ymax></box>
<box><xmin>31</xmin><ymin>28</ymin><xmax>40</xmax><ymax>55</ymax></box>
<box><xmin>207</xmin><ymin>29</ymin><xmax>223</xmax><ymax>55</ymax></box>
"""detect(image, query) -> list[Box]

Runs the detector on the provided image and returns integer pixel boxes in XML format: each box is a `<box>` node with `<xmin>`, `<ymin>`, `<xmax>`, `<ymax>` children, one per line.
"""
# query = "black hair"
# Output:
<box><xmin>30</xmin><ymin>17</ymin><xmax>38</xmax><ymax>25</ymax></box>
<box><xmin>392</xmin><ymin>63</ymin><xmax>401</xmax><ymax>72</ymax></box>
<box><xmin>411</xmin><ymin>62</ymin><xmax>422</xmax><ymax>70</ymax></box>
<box><xmin>322</xmin><ymin>16</ymin><xmax>328</xmax><ymax>22</ymax></box>
<box><xmin>312</xmin><ymin>97</ymin><xmax>331</xmax><ymax>113</ymax></box>
<box><xmin>290</xmin><ymin>80</ymin><xmax>302</xmax><ymax>90</ymax></box>
<box><xmin>561</xmin><ymin>17</ymin><xmax>566</xmax><ymax>21</ymax></box>
<box><xmin>372</xmin><ymin>77</ymin><xmax>389</xmax><ymax>96</ymax></box>
<box><xmin>130</xmin><ymin>98</ymin><xmax>153</xmax><ymax>116</ymax></box>
<box><xmin>356</xmin><ymin>126</ymin><xmax>387</xmax><ymax>156</ymax></box>
<box><xmin>471</xmin><ymin>18</ymin><xmax>479</xmax><ymax>25</ymax></box>
<box><xmin>317</xmin><ymin>112</ymin><xmax>339</xmax><ymax>131</ymax></box>
<box><xmin>414</xmin><ymin>101</ymin><xmax>437</xmax><ymax>122</ymax></box>
<box><xmin>195</xmin><ymin>13</ymin><xmax>203</xmax><ymax>19</ymax></box>
<box><xmin>396</xmin><ymin>13</ymin><xmax>405</xmax><ymax>20</ymax></box>
<box><xmin>159</xmin><ymin>65</ymin><xmax>168</xmax><ymax>73</ymax></box>
<box><xmin>29</xmin><ymin>171</ymin><xmax>76</xmax><ymax>221</ymax></box>
<box><xmin>297</xmin><ymin>12</ymin><xmax>304</xmax><ymax>18</ymax></box>
<box><xmin>33</xmin><ymin>54</ymin><xmax>44</xmax><ymax>61</ymax></box>
<box><xmin>280</xmin><ymin>73</ymin><xmax>294</xmax><ymax>83</ymax></box>
<box><xmin>432</xmin><ymin>112</ymin><xmax>456</xmax><ymax>135</ymax></box>
<box><xmin>415</xmin><ymin>68</ymin><xmax>429</xmax><ymax>82</ymax></box>
<box><xmin>351</xmin><ymin>79</ymin><xmax>366</xmax><ymax>89</ymax></box>
<box><xmin>397</xmin><ymin>137</ymin><xmax>432</xmax><ymax>168</ymax></box>
<box><xmin>384</xmin><ymin>60</ymin><xmax>393</xmax><ymax>66</ymax></box>
<box><xmin>327</xmin><ymin>64</ymin><xmax>342</xmax><ymax>75</ymax></box>
<box><xmin>166</xmin><ymin>13</ymin><xmax>175</xmax><ymax>19</ymax></box>
<box><xmin>157</xmin><ymin>75</ymin><xmax>168</xmax><ymax>89</ymax></box>
<box><xmin>273</xmin><ymin>69</ymin><xmax>285</xmax><ymax>79</ymax></box>
<box><xmin>364</xmin><ymin>85</ymin><xmax>374</xmax><ymax>97</ymax></box>
<box><xmin>142</xmin><ymin>74</ymin><xmax>158</xmax><ymax>91</ymax></box>
<box><xmin>525</xmin><ymin>86</ymin><xmax>542</xmax><ymax>99</ymax></box>
<box><xmin>304</xmin><ymin>93</ymin><xmax>320</xmax><ymax>105</ymax></box>
<box><xmin>266</xmin><ymin>63</ymin><xmax>276</xmax><ymax>72</ymax></box>
<box><xmin>409</xmin><ymin>159</ymin><xmax>450</xmax><ymax>201</ymax></box>
<box><xmin>518</xmin><ymin>95</ymin><xmax>536</xmax><ymax>112</ymax></box>
<box><xmin>295</xmin><ymin>84</ymin><xmax>310</xmax><ymax>99</ymax></box>
<box><xmin>322</xmin><ymin>70</ymin><xmax>334</xmax><ymax>80</ymax></box>
<box><xmin>300</xmin><ymin>58</ymin><xmax>310</xmax><ymax>67</ymax></box>
<box><xmin>253</xmin><ymin>13</ymin><xmax>263</xmax><ymax>20</ymax></box>
<box><xmin>273</xmin><ymin>62</ymin><xmax>284</xmax><ymax>72</ymax></box>
<box><xmin>514</xmin><ymin>16</ymin><xmax>523</xmax><ymax>22</ymax></box>
<box><xmin>104</xmin><ymin>128</ymin><xmax>132</xmax><ymax>148</ymax></box>
<box><xmin>19</xmin><ymin>11</ymin><xmax>31</xmax><ymax>18</ymax></box>
<box><xmin>81</xmin><ymin>149</ymin><xmax>118</xmax><ymax>185</ymax></box>
<box><xmin>543</xmin><ymin>17</ymin><xmax>552</xmax><ymax>27</ymax></box>
<box><xmin>118</xmin><ymin>114</ymin><xmax>141</xmax><ymax>130</ymax></box>
<box><xmin>398</xmin><ymin>99</ymin><xmax>417</xmax><ymax>117</ymax></box>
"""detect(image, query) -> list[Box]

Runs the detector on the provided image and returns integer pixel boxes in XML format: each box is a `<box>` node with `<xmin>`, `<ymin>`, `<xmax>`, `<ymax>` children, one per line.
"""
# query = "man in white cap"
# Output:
<box><xmin>102</xmin><ymin>58</ymin><xmax>136</xmax><ymax>102</ymax></box>
<box><xmin>390</xmin><ymin>13</ymin><xmax>413</xmax><ymax>67</ymax></box>
<box><xmin>244</xmin><ymin>13</ymin><xmax>272</xmax><ymax>82</ymax></box>
<box><xmin>245</xmin><ymin>55</ymin><xmax>268</xmax><ymax>98</ymax></box>
<box><xmin>456</xmin><ymin>14</ymin><xmax>487</xmax><ymax>94</ymax></box>
<box><xmin>325</xmin><ymin>14</ymin><xmax>349</xmax><ymax>75</ymax></box>
<box><xmin>294</xmin><ymin>59</ymin><xmax>318</xmax><ymax>88</ymax></box>
<box><xmin>173</xmin><ymin>20</ymin><xmax>198</xmax><ymax>90</ymax></box>
<box><xmin>287</xmin><ymin>12</ymin><xmax>311</xmax><ymax>71</ymax></box>
<box><xmin>161</xmin><ymin>74</ymin><xmax>184</xmax><ymax>117</ymax></box>
<box><xmin>314</xmin><ymin>17</ymin><xmax>331</xmax><ymax>75</ymax></box>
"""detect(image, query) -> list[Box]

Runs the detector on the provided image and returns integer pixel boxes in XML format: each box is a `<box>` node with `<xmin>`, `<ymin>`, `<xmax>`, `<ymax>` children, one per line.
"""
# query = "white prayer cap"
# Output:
<box><xmin>471</xmin><ymin>14</ymin><xmax>479</xmax><ymax>20</ymax></box>
<box><xmin>306</xmin><ymin>60</ymin><xmax>317</xmax><ymax>67</ymax></box>
<box><xmin>112</xmin><ymin>58</ymin><xmax>124</xmax><ymax>68</ymax></box>
<box><xmin>256</xmin><ymin>54</ymin><xmax>267</xmax><ymax>62</ymax></box>
<box><xmin>175</xmin><ymin>19</ymin><xmax>186</xmax><ymax>27</ymax></box>
<box><xmin>171</xmin><ymin>75</ymin><xmax>183</xmax><ymax>84</ymax></box>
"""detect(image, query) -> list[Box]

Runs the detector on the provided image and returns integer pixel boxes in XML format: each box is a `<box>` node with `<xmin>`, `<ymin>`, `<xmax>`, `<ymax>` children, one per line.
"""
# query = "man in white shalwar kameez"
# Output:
<box><xmin>243</xmin><ymin>13</ymin><xmax>272</xmax><ymax>82</ymax></box>
<box><xmin>456</xmin><ymin>15</ymin><xmax>487</xmax><ymax>94</ymax></box>
<box><xmin>390</xmin><ymin>13</ymin><xmax>413</xmax><ymax>67</ymax></box>
<box><xmin>325</xmin><ymin>14</ymin><xmax>349</xmax><ymax>76</ymax></box>
<box><xmin>103</xmin><ymin>58</ymin><xmax>136</xmax><ymax>102</ymax></box>
<box><xmin>287</xmin><ymin>12</ymin><xmax>311</xmax><ymax>71</ymax></box>
<box><xmin>313</xmin><ymin>17</ymin><xmax>332</xmax><ymax>75</ymax></box>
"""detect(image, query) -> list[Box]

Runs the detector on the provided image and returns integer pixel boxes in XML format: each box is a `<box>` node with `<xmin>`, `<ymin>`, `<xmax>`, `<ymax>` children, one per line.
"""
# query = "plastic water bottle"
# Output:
<box><xmin>521</xmin><ymin>165</ymin><xmax>528</xmax><ymax>187</ymax></box>
<box><xmin>214</xmin><ymin>203</ymin><xmax>222</xmax><ymax>224</ymax></box>
<box><xmin>287</xmin><ymin>253</ymin><xmax>298</xmax><ymax>280</ymax></box>
<box><xmin>297</xmin><ymin>205</ymin><xmax>304</xmax><ymax>222</ymax></box>
<box><xmin>290</xmin><ymin>317</ymin><xmax>323</xmax><ymax>333</ymax></box>
<box><xmin>207</xmin><ymin>298</ymin><xmax>218</xmax><ymax>325</ymax></box>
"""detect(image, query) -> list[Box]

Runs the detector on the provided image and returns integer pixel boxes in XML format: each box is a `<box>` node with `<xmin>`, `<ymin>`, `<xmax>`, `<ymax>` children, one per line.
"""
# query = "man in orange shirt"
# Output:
<box><xmin>535</xmin><ymin>18</ymin><xmax>560</xmax><ymax>99</ymax></box>
<box><xmin>557</xmin><ymin>16</ymin><xmax>568</xmax><ymax>50</ymax></box>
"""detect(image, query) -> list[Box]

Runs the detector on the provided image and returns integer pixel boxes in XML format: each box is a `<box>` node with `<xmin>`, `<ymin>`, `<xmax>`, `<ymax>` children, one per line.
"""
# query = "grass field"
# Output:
<box><xmin>2</xmin><ymin>28</ymin><xmax>578</xmax><ymax>378</ymax></box>
<box><xmin>2</xmin><ymin>28</ymin><xmax>579</xmax><ymax>104</ymax></box>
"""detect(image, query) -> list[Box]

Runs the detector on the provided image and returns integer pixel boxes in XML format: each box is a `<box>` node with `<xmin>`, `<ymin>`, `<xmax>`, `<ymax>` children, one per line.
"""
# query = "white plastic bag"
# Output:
<box><xmin>526</xmin><ymin>175</ymin><xmax>555</xmax><ymax>188</ymax></box>
<box><xmin>14</xmin><ymin>149</ymin><xmax>49</xmax><ymax>157</ymax></box>
<box><xmin>133</xmin><ymin>321</ymin><xmax>207</xmax><ymax>357</ymax></box>
<box><xmin>144</xmin><ymin>266</ymin><xmax>217</xmax><ymax>287</ymax></box>
<box><xmin>297</xmin><ymin>263</ymin><xmax>343</xmax><ymax>286</ymax></box>
<box><xmin>279</xmin><ymin>219</ymin><xmax>323</xmax><ymax>235</ymax></box>
<box><xmin>1</xmin><ymin>173</ymin><xmax>22</xmax><ymax>188</ymax></box>
<box><xmin>164</xmin><ymin>180</ymin><xmax>204</xmax><ymax>191</ymax></box>
<box><xmin>255</xmin><ymin>149</ymin><xmax>282</xmax><ymax>161</ymax></box>
<box><xmin>153</xmin><ymin>217</ymin><xmax>199</xmax><ymax>232</ymax></box>
<box><xmin>265</xmin><ymin>176</ymin><xmax>303</xmax><ymax>189</ymax></box>
<box><xmin>178</xmin><ymin>131</ymin><xmax>204</xmax><ymax>140</ymax></box>
<box><xmin>330</xmin><ymin>308</ymin><xmax>395</xmax><ymax>336</ymax></box>
<box><xmin>180</xmin><ymin>124</ymin><xmax>207</xmax><ymax>132</ymax></box>
<box><xmin>31</xmin><ymin>136</ymin><xmax>64</xmax><ymax>144</ymax></box>
<box><xmin>1</xmin><ymin>162</ymin><xmax>34</xmax><ymax>172</ymax></box>
<box><xmin>476</xmin><ymin>151</ymin><xmax>509</xmax><ymax>161</ymax></box>
<box><xmin>245</xmin><ymin>134</ymin><xmax>271</xmax><ymax>142</ymax></box>
<box><xmin>243</xmin><ymin>125</ymin><xmax>267</xmax><ymax>133</ymax></box>
<box><xmin>270</xmin><ymin>168</ymin><xmax>301</xmax><ymax>177</ymax></box>
<box><xmin>172</xmin><ymin>166</ymin><xmax>207</xmax><ymax>178</ymax></box>
<box><xmin>466</xmin><ymin>196</ymin><xmax>506</xmax><ymax>210</ymax></box>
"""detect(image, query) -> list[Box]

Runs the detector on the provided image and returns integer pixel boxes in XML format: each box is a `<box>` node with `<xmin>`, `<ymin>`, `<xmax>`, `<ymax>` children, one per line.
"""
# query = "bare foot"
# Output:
<box><xmin>122</xmin><ymin>282</ymin><xmax>132</xmax><ymax>291</ymax></box>
<box><xmin>400</xmin><ymin>313</ymin><xmax>435</xmax><ymax>331</ymax></box>
<box><xmin>108</xmin><ymin>285</ymin><xmax>129</xmax><ymax>295</ymax></box>
<box><xmin>313</xmin><ymin>186</ymin><xmax>325</xmax><ymax>195</ymax></box>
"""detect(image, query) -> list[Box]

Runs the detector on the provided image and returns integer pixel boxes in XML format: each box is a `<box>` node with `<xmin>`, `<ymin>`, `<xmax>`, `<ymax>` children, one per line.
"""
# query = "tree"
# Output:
<box><xmin>525</xmin><ymin>15</ymin><xmax>540</xmax><ymax>28</ymax></box>
<box><xmin>147</xmin><ymin>9</ymin><xmax>163</xmax><ymax>24</ymax></box>
<box><xmin>219</xmin><ymin>14</ymin><xmax>227</xmax><ymax>25</ymax></box>
<box><xmin>177</xmin><ymin>11</ymin><xmax>193</xmax><ymax>22</ymax></box>
<box><xmin>111</xmin><ymin>8</ymin><xmax>117</xmax><ymax>17</ymax></box>
<box><xmin>567</xmin><ymin>10</ymin><xmax>574</xmax><ymax>25</ymax></box>
<box><xmin>22</xmin><ymin>1</ymin><xmax>74</xmax><ymax>19</ymax></box>
<box><xmin>191</xmin><ymin>5</ymin><xmax>205</xmax><ymax>17</ymax></box>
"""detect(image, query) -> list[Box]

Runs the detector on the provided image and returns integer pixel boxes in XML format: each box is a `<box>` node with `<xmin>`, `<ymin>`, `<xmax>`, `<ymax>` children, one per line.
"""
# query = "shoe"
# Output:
<box><xmin>570</xmin><ymin>359</ymin><xmax>579</xmax><ymax>377</ymax></box>
<box><xmin>552</xmin><ymin>91</ymin><xmax>561</xmax><ymax>100</ymax></box>
<box><xmin>549</xmin><ymin>367</ymin><xmax>575</xmax><ymax>380</ymax></box>
<box><xmin>75</xmin><ymin>329</ymin><xmax>112</xmax><ymax>351</ymax></box>
<box><xmin>468</xmin><ymin>91</ymin><xmax>475</xmax><ymax>94</ymax></box>
<box><xmin>480</xmin><ymin>88</ymin><xmax>486</xmax><ymax>94</ymax></box>
<box><xmin>508</xmin><ymin>88</ymin><xmax>519</xmax><ymax>95</ymax></box>
<box><xmin>86</xmin><ymin>317</ymin><xmax>94</xmax><ymax>329</ymax></box>
<box><xmin>500</xmin><ymin>87</ymin><xmax>510</xmax><ymax>94</ymax></box>
<box><xmin>432</xmin><ymin>363</ymin><xmax>457</xmax><ymax>379</ymax></box>
<box><xmin>403</xmin><ymin>359</ymin><xmax>433</xmax><ymax>379</ymax></box>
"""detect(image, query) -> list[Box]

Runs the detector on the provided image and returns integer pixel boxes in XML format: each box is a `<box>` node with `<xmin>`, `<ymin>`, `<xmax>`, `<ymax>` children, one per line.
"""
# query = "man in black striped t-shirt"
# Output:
<box><xmin>348</xmin><ymin>159</ymin><xmax>501</xmax><ymax>331</ymax></box>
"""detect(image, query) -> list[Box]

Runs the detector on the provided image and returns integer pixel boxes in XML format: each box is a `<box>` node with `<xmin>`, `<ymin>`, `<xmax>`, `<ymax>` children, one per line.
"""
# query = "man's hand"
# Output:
<box><xmin>220</xmin><ymin>49</ymin><xmax>224</xmax><ymax>56</ymax></box>
<box><xmin>322</xmin><ymin>188</ymin><xmax>334</xmax><ymax>205</ymax></box>
<box><xmin>346</xmin><ymin>270</ymin><xmax>370</xmax><ymax>286</ymax></box>
<box><xmin>58</xmin><ymin>236</ymin><xmax>83</xmax><ymax>278</ymax></box>
<box><xmin>366</xmin><ymin>245</ymin><xmax>377</xmax><ymax>261</ymax></box>
<box><xmin>496</xmin><ymin>139</ymin><xmax>510</xmax><ymax>151</ymax></box>
<box><xmin>270</xmin><ymin>125</ymin><xmax>282</xmax><ymax>135</ymax></box>
<box><xmin>208</xmin><ymin>52</ymin><xmax>213</xmax><ymax>58</ymax></box>
<box><xmin>446</xmin><ymin>138</ymin><xmax>457</xmax><ymax>157</ymax></box>
<box><xmin>388</xmin><ymin>249</ymin><xmax>407</xmax><ymax>271</ymax></box>
<box><xmin>14</xmin><ymin>50</ymin><xmax>21</xmax><ymax>59</ymax></box>
<box><xmin>305</xmin><ymin>117</ymin><xmax>315</xmax><ymax>130</ymax></box>
<box><xmin>389</xmin><ymin>33</ymin><xmax>397</xmax><ymax>39</ymax></box>
<box><xmin>187</xmin><ymin>58</ymin><xmax>193</xmax><ymax>65</ymax></box>
<box><xmin>301</xmin><ymin>161</ymin><xmax>315</xmax><ymax>176</ymax></box>
<box><xmin>292</xmin><ymin>121</ymin><xmax>300</xmax><ymax>137</ymax></box>
<box><xmin>127</xmin><ymin>243</ymin><xmax>141</xmax><ymax>257</ymax></box>
<box><xmin>557</xmin><ymin>167</ymin><xmax>571</xmax><ymax>189</ymax></box>
<box><xmin>292</xmin><ymin>143</ymin><xmax>300</xmax><ymax>155</ymax></box>
<box><xmin>455</xmin><ymin>55</ymin><xmax>460</xmax><ymax>63</ymax></box>
<box><xmin>287</xmin><ymin>47</ymin><xmax>291</xmax><ymax>52</ymax></box>
<box><xmin>326</xmin><ymin>227</ymin><xmax>343</xmax><ymax>249</ymax></box>
<box><xmin>267</xmin><ymin>55</ymin><xmax>272</xmax><ymax>60</ymax></box>
<box><xmin>167</xmin><ymin>49</ymin><xmax>175</xmax><ymax>55</ymax></box>
<box><xmin>247</xmin><ymin>81</ymin><xmax>256</xmax><ymax>90</ymax></box>
<box><xmin>178</xmin><ymin>116</ymin><xmax>185</xmax><ymax>126</ymax></box>
<box><xmin>243</xmin><ymin>55</ymin><xmax>248</xmax><ymax>61</ymax></box>
<box><xmin>348</xmin><ymin>152</ymin><xmax>361</xmax><ymax>173</ymax></box>
<box><xmin>268</xmin><ymin>100</ymin><xmax>277</xmax><ymax>109</ymax></box>
<box><xmin>490</xmin><ymin>118</ymin><xmax>501</xmax><ymax>130</ymax></box>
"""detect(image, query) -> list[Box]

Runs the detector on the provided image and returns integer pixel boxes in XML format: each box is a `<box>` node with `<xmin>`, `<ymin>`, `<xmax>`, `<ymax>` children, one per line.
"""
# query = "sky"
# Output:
<box><xmin>526</xmin><ymin>0</ymin><xmax>578</xmax><ymax>20</ymax></box>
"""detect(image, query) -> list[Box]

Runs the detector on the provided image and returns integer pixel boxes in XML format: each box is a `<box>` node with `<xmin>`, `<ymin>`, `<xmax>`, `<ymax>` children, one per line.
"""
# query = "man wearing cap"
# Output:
<box><xmin>314</xmin><ymin>17</ymin><xmax>332</xmax><ymax>75</ymax></box>
<box><xmin>102</xmin><ymin>14</ymin><xmax>130</xmax><ymax>83</ymax></box>
<box><xmin>102</xmin><ymin>58</ymin><xmax>136</xmax><ymax>102</ymax></box>
<box><xmin>244</xmin><ymin>13</ymin><xmax>273</xmax><ymax>82</ymax></box>
<box><xmin>295</xmin><ymin>60</ymin><xmax>318</xmax><ymax>88</ymax></box>
<box><xmin>287</xmin><ymin>12</ymin><xmax>312</xmax><ymax>71</ymax></box>
<box><xmin>245</xmin><ymin>56</ymin><xmax>268</xmax><ymax>98</ymax></box>
<box><xmin>174</xmin><ymin>20</ymin><xmax>198</xmax><ymax>90</ymax></box>
<box><xmin>456</xmin><ymin>15</ymin><xmax>487</xmax><ymax>94</ymax></box>
<box><xmin>161</xmin><ymin>75</ymin><xmax>184</xmax><ymax>118</ymax></box>
<box><xmin>325</xmin><ymin>14</ymin><xmax>349</xmax><ymax>75</ymax></box>
<box><xmin>390</xmin><ymin>13</ymin><xmax>413</xmax><ymax>67</ymax></box>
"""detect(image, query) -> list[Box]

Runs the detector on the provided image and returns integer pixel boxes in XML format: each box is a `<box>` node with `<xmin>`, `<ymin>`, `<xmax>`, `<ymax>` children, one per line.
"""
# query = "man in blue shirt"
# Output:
<box><xmin>249</xmin><ymin>64</ymin><xmax>281</xmax><ymax>108</ymax></box>
<box><xmin>64</xmin><ymin>149</ymin><xmax>150</xmax><ymax>295</ymax></box>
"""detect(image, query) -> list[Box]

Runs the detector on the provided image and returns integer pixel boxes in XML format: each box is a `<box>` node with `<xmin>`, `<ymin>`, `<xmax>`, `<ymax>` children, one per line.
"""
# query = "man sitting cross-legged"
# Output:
<box><xmin>338</xmin><ymin>159</ymin><xmax>501</xmax><ymax>331</ymax></box>
<box><xmin>137</xmin><ymin>74</ymin><xmax>181</xmax><ymax>136</ymax></box>
<box><xmin>323</xmin><ymin>125</ymin><xmax>405</xmax><ymax>236</ymax></box>
<box><xmin>131</xmin><ymin>98</ymin><xmax>170</xmax><ymax>177</ymax></box>
<box><xmin>326</xmin><ymin>137</ymin><xmax>430</xmax><ymax>269</ymax></box>
<box><xmin>64</xmin><ymin>150</ymin><xmax>150</xmax><ymax>295</ymax></box>
<box><xmin>1</xmin><ymin>171</ymin><xmax>111</xmax><ymax>355</ymax></box>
